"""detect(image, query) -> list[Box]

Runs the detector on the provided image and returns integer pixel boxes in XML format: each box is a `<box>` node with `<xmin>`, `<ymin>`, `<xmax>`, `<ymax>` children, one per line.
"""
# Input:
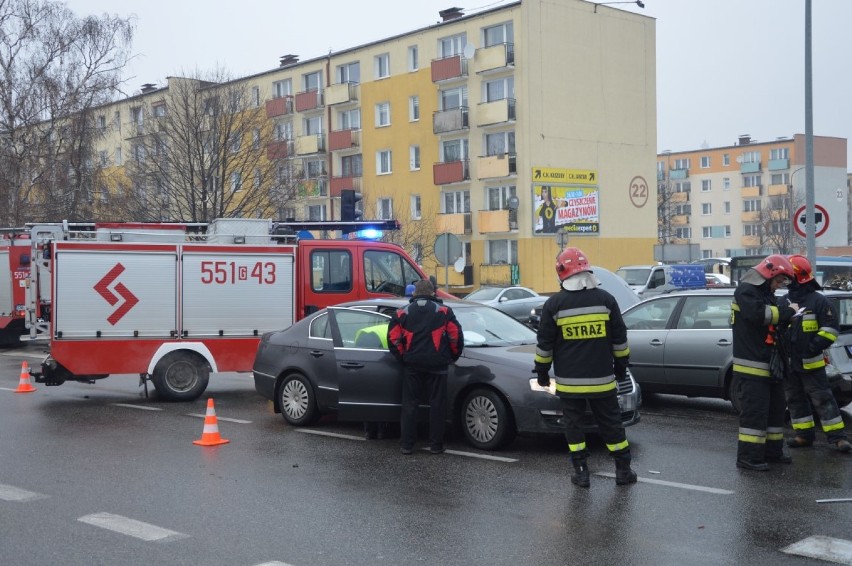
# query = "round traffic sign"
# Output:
<box><xmin>434</xmin><ymin>233</ymin><xmax>462</xmax><ymax>266</ymax></box>
<box><xmin>793</xmin><ymin>205</ymin><xmax>829</xmax><ymax>238</ymax></box>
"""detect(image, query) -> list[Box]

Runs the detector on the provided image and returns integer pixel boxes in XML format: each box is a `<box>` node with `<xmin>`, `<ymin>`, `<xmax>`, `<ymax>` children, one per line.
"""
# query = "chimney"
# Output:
<box><xmin>439</xmin><ymin>7</ymin><xmax>464</xmax><ymax>21</ymax></box>
<box><xmin>738</xmin><ymin>134</ymin><xmax>751</xmax><ymax>146</ymax></box>
<box><xmin>279</xmin><ymin>54</ymin><xmax>299</xmax><ymax>67</ymax></box>
<box><xmin>140</xmin><ymin>83</ymin><xmax>157</xmax><ymax>93</ymax></box>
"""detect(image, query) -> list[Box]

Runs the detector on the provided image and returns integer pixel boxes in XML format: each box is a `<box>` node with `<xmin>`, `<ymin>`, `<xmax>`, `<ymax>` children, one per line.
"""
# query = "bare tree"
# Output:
<box><xmin>116</xmin><ymin>71</ymin><xmax>296</xmax><ymax>222</ymax></box>
<box><xmin>378</xmin><ymin>202</ymin><xmax>438</xmax><ymax>267</ymax></box>
<box><xmin>0</xmin><ymin>0</ymin><xmax>134</xmax><ymax>225</ymax></box>
<box><xmin>756</xmin><ymin>190</ymin><xmax>805</xmax><ymax>254</ymax></box>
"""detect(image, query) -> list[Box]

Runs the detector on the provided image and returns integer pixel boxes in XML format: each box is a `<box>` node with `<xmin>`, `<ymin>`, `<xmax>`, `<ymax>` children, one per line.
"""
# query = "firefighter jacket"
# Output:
<box><xmin>778</xmin><ymin>283</ymin><xmax>838</xmax><ymax>372</ymax></box>
<box><xmin>534</xmin><ymin>286</ymin><xmax>629</xmax><ymax>399</ymax></box>
<box><xmin>387</xmin><ymin>295</ymin><xmax>463</xmax><ymax>369</ymax></box>
<box><xmin>731</xmin><ymin>278</ymin><xmax>794</xmax><ymax>379</ymax></box>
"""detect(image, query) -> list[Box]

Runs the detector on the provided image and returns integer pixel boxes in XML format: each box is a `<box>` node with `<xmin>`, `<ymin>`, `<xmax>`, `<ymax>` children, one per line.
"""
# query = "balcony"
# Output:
<box><xmin>431</xmin><ymin>54</ymin><xmax>467</xmax><ymax>82</ymax></box>
<box><xmin>671</xmin><ymin>214</ymin><xmax>689</xmax><ymax>226</ymax></box>
<box><xmin>768</xmin><ymin>158</ymin><xmax>789</xmax><ymax>171</ymax></box>
<box><xmin>435</xmin><ymin>212</ymin><xmax>471</xmax><ymax>235</ymax></box>
<box><xmin>480</xmin><ymin>263</ymin><xmax>515</xmax><ymax>286</ymax></box>
<box><xmin>265</xmin><ymin>96</ymin><xmax>293</xmax><ymax>118</ymax></box>
<box><xmin>476</xmin><ymin>43</ymin><xmax>515</xmax><ymax>74</ymax></box>
<box><xmin>741</xmin><ymin>211</ymin><xmax>760</xmax><ymax>222</ymax></box>
<box><xmin>433</xmin><ymin>107</ymin><xmax>469</xmax><ymax>134</ymax></box>
<box><xmin>741</xmin><ymin>185</ymin><xmax>762</xmax><ymax>197</ymax></box>
<box><xmin>433</xmin><ymin>160</ymin><xmax>470</xmax><ymax>185</ymax></box>
<box><xmin>478</xmin><ymin>209</ymin><xmax>511</xmax><ymax>233</ymax></box>
<box><xmin>328</xmin><ymin>128</ymin><xmax>360</xmax><ymax>151</ymax></box>
<box><xmin>325</xmin><ymin>82</ymin><xmax>358</xmax><ymax>106</ymax></box>
<box><xmin>266</xmin><ymin>139</ymin><xmax>294</xmax><ymax>160</ymax></box>
<box><xmin>478</xmin><ymin>153</ymin><xmax>517</xmax><ymax>179</ymax></box>
<box><xmin>295</xmin><ymin>89</ymin><xmax>323</xmax><ymax>112</ymax></box>
<box><xmin>741</xmin><ymin>235</ymin><xmax>761</xmax><ymax>247</ymax></box>
<box><xmin>670</xmin><ymin>191</ymin><xmax>690</xmax><ymax>203</ymax></box>
<box><xmin>297</xmin><ymin>178</ymin><xmax>327</xmax><ymax>198</ymax></box>
<box><xmin>329</xmin><ymin>175</ymin><xmax>361</xmax><ymax>198</ymax></box>
<box><xmin>669</xmin><ymin>169</ymin><xmax>688</xmax><ymax>180</ymax></box>
<box><xmin>295</xmin><ymin>134</ymin><xmax>326</xmax><ymax>155</ymax></box>
<box><xmin>477</xmin><ymin>98</ymin><xmax>516</xmax><ymax>127</ymax></box>
<box><xmin>434</xmin><ymin>265</ymin><xmax>473</xmax><ymax>288</ymax></box>
<box><xmin>767</xmin><ymin>183</ymin><xmax>789</xmax><ymax>196</ymax></box>
<box><xmin>740</xmin><ymin>161</ymin><xmax>761</xmax><ymax>174</ymax></box>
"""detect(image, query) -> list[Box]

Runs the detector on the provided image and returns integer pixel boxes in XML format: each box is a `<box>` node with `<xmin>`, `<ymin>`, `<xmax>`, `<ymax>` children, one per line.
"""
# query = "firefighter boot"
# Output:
<box><xmin>571</xmin><ymin>458</ymin><xmax>590</xmax><ymax>488</ymax></box>
<box><xmin>614</xmin><ymin>456</ymin><xmax>638</xmax><ymax>486</ymax></box>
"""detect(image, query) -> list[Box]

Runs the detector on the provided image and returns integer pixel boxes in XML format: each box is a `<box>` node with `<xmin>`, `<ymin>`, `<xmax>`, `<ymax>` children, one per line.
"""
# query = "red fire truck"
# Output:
<box><xmin>0</xmin><ymin>232</ymin><xmax>32</xmax><ymax>346</ymax></box>
<box><xmin>23</xmin><ymin>218</ymin><xmax>441</xmax><ymax>401</ymax></box>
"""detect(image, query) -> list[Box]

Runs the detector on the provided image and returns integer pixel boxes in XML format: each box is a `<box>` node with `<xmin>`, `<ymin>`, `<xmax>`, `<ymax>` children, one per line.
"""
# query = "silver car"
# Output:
<box><xmin>623</xmin><ymin>288</ymin><xmax>852</xmax><ymax>412</ymax></box>
<box><xmin>465</xmin><ymin>285</ymin><xmax>547</xmax><ymax>323</ymax></box>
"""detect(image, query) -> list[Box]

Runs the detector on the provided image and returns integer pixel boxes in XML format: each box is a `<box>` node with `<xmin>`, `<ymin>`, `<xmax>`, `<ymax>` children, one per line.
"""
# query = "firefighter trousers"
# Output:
<box><xmin>561</xmin><ymin>395</ymin><xmax>629</xmax><ymax>461</ymax></box>
<box><xmin>737</xmin><ymin>375</ymin><xmax>787</xmax><ymax>463</ymax></box>
<box><xmin>784</xmin><ymin>368</ymin><xmax>848</xmax><ymax>443</ymax></box>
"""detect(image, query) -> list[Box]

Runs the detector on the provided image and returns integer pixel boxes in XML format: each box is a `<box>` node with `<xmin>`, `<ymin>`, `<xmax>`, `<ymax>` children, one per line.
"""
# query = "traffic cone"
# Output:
<box><xmin>193</xmin><ymin>398</ymin><xmax>229</xmax><ymax>446</ymax></box>
<box><xmin>14</xmin><ymin>361</ymin><xmax>36</xmax><ymax>393</ymax></box>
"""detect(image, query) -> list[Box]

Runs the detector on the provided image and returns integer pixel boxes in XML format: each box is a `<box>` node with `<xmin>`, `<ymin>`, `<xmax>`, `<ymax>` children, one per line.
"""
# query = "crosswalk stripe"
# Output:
<box><xmin>0</xmin><ymin>483</ymin><xmax>48</xmax><ymax>502</ymax></box>
<box><xmin>782</xmin><ymin>535</ymin><xmax>852</xmax><ymax>564</ymax></box>
<box><xmin>78</xmin><ymin>512</ymin><xmax>188</xmax><ymax>542</ymax></box>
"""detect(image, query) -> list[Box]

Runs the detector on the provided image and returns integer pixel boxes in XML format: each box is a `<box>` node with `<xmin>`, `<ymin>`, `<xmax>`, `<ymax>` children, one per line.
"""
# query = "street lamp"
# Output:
<box><xmin>594</xmin><ymin>1</ymin><xmax>645</xmax><ymax>13</ymax></box>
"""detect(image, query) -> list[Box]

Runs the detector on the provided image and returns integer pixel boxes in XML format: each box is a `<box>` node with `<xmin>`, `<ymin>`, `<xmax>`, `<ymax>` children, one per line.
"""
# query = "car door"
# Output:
<box><xmin>622</xmin><ymin>296</ymin><xmax>681</xmax><ymax>388</ymax></box>
<box><xmin>500</xmin><ymin>288</ymin><xmax>535</xmax><ymax>320</ymax></box>
<box><xmin>663</xmin><ymin>296</ymin><xmax>733</xmax><ymax>392</ymax></box>
<box><xmin>330</xmin><ymin>307</ymin><xmax>404</xmax><ymax>422</ymax></box>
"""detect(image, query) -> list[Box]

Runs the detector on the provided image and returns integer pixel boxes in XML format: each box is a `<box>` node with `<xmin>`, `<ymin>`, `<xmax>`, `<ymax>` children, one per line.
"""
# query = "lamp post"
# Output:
<box><xmin>804</xmin><ymin>0</ymin><xmax>816</xmax><ymax>268</ymax></box>
<box><xmin>593</xmin><ymin>0</ymin><xmax>645</xmax><ymax>13</ymax></box>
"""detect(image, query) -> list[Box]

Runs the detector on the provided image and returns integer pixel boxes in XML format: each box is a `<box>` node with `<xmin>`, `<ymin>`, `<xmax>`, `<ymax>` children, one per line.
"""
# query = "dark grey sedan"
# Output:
<box><xmin>253</xmin><ymin>298</ymin><xmax>641</xmax><ymax>450</ymax></box>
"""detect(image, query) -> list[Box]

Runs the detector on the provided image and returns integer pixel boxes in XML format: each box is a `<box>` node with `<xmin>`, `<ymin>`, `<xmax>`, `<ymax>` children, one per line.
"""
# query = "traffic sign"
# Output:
<box><xmin>434</xmin><ymin>233</ymin><xmax>462</xmax><ymax>266</ymax></box>
<box><xmin>793</xmin><ymin>205</ymin><xmax>829</xmax><ymax>238</ymax></box>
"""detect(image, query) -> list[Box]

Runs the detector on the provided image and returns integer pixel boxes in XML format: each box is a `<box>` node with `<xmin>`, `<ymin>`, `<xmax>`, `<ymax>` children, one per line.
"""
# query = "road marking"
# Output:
<box><xmin>78</xmin><ymin>512</ymin><xmax>188</xmax><ymax>542</ymax></box>
<box><xmin>296</xmin><ymin>429</ymin><xmax>518</xmax><ymax>461</ymax></box>
<box><xmin>187</xmin><ymin>413</ymin><xmax>252</xmax><ymax>424</ymax></box>
<box><xmin>113</xmin><ymin>403</ymin><xmax>163</xmax><ymax>411</ymax></box>
<box><xmin>254</xmin><ymin>562</ymin><xmax>297</xmax><ymax>566</ymax></box>
<box><xmin>0</xmin><ymin>483</ymin><xmax>48</xmax><ymax>502</ymax></box>
<box><xmin>0</xmin><ymin>351</ymin><xmax>46</xmax><ymax>360</ymax></box>
<box><xmin>0</xmin><ymin>387</ymin><xmax>22</xmax><ymax>392</ymax></box>
<box><xmin>783</xmin><ymin>535</ymin><xmax>852</xmax><ymax>565</ymax></box>
<box><xmin>817</xmin><ymin>498</ymin><xmax>852</xmax><ymax>504</ymax></box>
<box><xmin>595</xmin><ymin>472</ymin><xmax>734</xmax><ymax>495</ymax></box>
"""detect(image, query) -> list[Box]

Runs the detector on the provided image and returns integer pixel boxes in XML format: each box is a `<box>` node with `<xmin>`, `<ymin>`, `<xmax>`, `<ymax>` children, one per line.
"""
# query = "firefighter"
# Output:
<box><xmin>534</xmin><ymin>247</ymin><xmax>635</xmax><ymax>487</ymax></box>
<box><xmin>779</xmin><ymin>255</ymin><xmax>851</xmax><ymax>453</ymax></box>
<box><xmin>732</xmin><ymin>254</ymin><xmax>799</xmax><ymax>471</ymax></box>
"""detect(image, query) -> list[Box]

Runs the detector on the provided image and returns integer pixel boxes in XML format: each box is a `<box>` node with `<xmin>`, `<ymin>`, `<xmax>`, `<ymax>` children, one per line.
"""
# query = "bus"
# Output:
<box><xmin>729</xmin><ymin>255</ymin><xmax>852</xmax><ymax>288</ymax></box>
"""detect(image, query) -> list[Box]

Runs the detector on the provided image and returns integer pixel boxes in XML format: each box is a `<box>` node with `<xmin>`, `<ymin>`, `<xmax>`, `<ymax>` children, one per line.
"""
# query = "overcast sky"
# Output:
<box><xmin>65</xmin><ymin>0</ymin><xmax>852</xmax><ymax>166</ymax></box>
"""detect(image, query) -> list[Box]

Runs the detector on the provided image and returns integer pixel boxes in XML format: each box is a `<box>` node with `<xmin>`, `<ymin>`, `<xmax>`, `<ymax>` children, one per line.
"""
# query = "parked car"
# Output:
<box><xmin>622</xmin><ymin>288</ymin><xmax>852</xmax><ymax>412</ymax></box>
<box><xmin>705</xmin><ymin>273</ymin><xmax>732</xmax><ymax>287</ymax></box>
<box><xmin>253</xmin><ymin>298</ymin><xmax>641</xmax><ymax>451</ymax></box>
<box><xmin>529</xmin><ymin>266</ymin><xmax>641</xmax><ymax>330</ymax></box>
<box><xmin>465</xmin><ymin>286</ymin><xmax>547</xmax><ymax>323</ymax></box>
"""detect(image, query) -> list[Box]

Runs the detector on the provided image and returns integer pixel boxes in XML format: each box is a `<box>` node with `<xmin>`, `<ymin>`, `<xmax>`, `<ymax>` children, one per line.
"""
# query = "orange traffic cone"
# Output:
<box><xmin>14</xmin><ymin>361</ymin><xmax>36</xmax><ymax>393</ymax></box>
<box><xmin>193</xmin><ymin>398</ymin><xmax>229</xmax><ymax>446</ymax></box>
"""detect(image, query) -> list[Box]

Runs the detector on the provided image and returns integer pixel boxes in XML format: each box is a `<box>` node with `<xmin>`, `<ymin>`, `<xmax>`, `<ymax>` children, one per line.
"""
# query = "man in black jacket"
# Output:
<box><xmin>780</xmin><ymin>255</ymin><xmax>851</xmax><ymax>453</ymax></box>
<box><xmin>388</xmin><ymin>280</ymin><xmax>463</xmax><ymax>455</ymax></box>
<box><xmin>534</xmin><ymin>248</ymin><xmax>635</xmax><ymax>487</ymax></box>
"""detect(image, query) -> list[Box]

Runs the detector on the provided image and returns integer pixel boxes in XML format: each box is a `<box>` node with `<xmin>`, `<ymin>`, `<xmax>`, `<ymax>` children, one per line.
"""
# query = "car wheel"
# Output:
<box><xmin>461</xmin><ymin>388</ymin><xmax>515</xmax><ymax>450</ymax></box>
<box><xmin>727</xmin><ymin>371</ymin><xmax>742</xmax><ymax>414</ymax></box>
<box><xmin>151</xmin><ymin>351</ymin><xmax>210</xmax><ymax>401</ymax></box>
<box><xmin>278</xmin><ymin>373</ymin><xmax>318</xmax><ymax>426</ymax></box>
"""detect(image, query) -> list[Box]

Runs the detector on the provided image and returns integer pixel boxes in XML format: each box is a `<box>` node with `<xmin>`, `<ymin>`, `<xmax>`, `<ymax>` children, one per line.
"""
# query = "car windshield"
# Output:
<box><xmin>466</xmin><ymin>287</ymin><xmax>502</xmax><ymax>301</ymax></box>
<box><xmin>455</xmin><ymin>305</ymin><xmax>537</xmax><ymax>346</ymax></box>
<box><xmin>616</xmin><ymin>268</ymin><xmax>651</xmax><ymax>286</ymax></box>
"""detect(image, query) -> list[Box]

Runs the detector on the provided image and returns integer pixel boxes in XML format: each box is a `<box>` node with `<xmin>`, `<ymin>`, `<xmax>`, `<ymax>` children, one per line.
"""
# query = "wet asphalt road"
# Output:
<box><xmin>1</xmin><ymin>341</ymin><xmax>851</xmax><ymax>566</ymax></box>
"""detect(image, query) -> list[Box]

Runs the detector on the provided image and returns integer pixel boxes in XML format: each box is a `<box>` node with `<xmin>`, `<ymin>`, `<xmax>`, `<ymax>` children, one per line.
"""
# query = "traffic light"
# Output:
<box><xmin>341</xmin><ymin>189</ymin><xmax>362</xmax><ymax>221</ymax></box>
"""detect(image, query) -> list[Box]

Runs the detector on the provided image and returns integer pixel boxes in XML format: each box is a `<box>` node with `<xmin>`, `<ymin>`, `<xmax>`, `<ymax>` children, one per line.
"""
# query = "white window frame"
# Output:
<box><xmin>701</xmin><ymin>203</ymin><xmax>712</xmax><ymax>215</ymax></box>
<box><xmin>723</xmin><ymin>177</ymin><xmax>731</xmax><ymax>190</ymax></box>
<box><xmin>770</xmin><ymin>147</ymin><xmax>789</xmax><ymax>160</ymax></box>
<box><xmin>375</xmin><ymin>102</ymin><xmax>391</xmax><ymax>127</ymax></box>
<box><xmin>723</xmin><ymin>154</ymin><xmax>730</xmax><ymax>166</ymax></box>
<box><xmin>442</xmin><ymin>190</ymin><xmax>470</xmax><ymax>214</ymax></box>
<box><xmin>743</xmin><ymin>199</ymin><xmax>761</xmax><ymax>212</ymax></box>
<box><xmin>230</xmin><ymin>171</ymin><xmax>242</xmax><ymax>192</ymax></box>
<box><xmin>374</xmin><ymin>53</ymin><xmax>390</xmax><ymax>79</ymax></box>
<box><xmin>407</xmin><ymin>46</ymin><xmax>419</xmax><ymax>72</ymax></box>
<box><xmin>487</xmin><ymin>239</ymin><xmax>518</xmax><ymax>265</ymax></box>
<box><xmin>376</xmin><ymin>150</ymin><xmax>392</xmax><ymax>175</ymax></box>
<box><xmin>273</xmin><ymin>79</ymin><xmax>292</xmax><ymax>98</ymax></box>
<box><xmin>487</xmin><ymin>185</ymin><xmax>516</xmax><ymax>210</ymax></box>
<box><xmin>724</xmin><ymin>201</ymin><xmax>731</xmax><ymax>214</ymax></box>
<box><xmin>741</xmin><ymin>151</ymin><xmax>760</xmax><ymax>164</ymax></box>
<box><xmin>336</xmin><ymin>61</ymin><xmax>360</xmax><ymax>84</ymax></box>
<box><xmin>411</xmin><ymin>195</ymin><xmax>422</xmax><ymax>220</ymax></box>
<box><xmin>483</xmin><ymin>21</ymin><xmax>513</xmax><ymax>47</ymax></box>
<box><xmin>439</xmin><ymin>33</ymin><xmax>467</xmax><ymax>58</ymax></box>
<box><xmin>409</xmin><ymin>96</ymin><xmax>419</xmax><ymax>122</ymax></box>
<box><xmin>307</xmin><ymin>204</ymin><xmax>327</xmax><ymax>221</ymax></box>
<box><xmin>338</xmin><ymin>108</ymin><xmax>361</xmax><ymax>131</ymax></box>
<box><xmin>701</xmin><ymin>179</ymin><xmax>711</xmax><ymax>192</ymax></box>
<box><xmin>251</xmin><ymin>86</ymin><xmax>260</xmax><ymax>107</ymax></box>
<box><xmin>409</xmin><ymin>145</ymin><xmax>420</xmax><ymax>171</ymax></box>
<box><xmin>377</xmin><ymin>197</ymin><xmax>393</xmax><ymax>220</ymax></box>
<box><xmin>700</xmin><ymin>156</ymin><xmax>710</xmax><ymax>168</ymax></box>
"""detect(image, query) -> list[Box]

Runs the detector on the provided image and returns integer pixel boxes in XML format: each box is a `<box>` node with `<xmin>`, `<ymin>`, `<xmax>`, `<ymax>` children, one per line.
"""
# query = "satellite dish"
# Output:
<box><xmin>463</xmin><ymin>43</ymin><xmax>476</xmax><ymax>59</ymax></box>
<box><xmin>454</xmin><ymin>257</ymin><xmax>465</xmax><ymax>273</ymax></box>
<box><xmin>507</xmin><ymin>196</ymin><xmax>520</xmax><ymax>210</ymax></box>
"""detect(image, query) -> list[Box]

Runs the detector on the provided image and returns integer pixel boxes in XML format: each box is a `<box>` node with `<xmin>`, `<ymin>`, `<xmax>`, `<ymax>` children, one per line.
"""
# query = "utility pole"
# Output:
<box><xmin>805</xmin><ymin>0</ymin><xmax>816</xmax><ymax>266</ymax></box>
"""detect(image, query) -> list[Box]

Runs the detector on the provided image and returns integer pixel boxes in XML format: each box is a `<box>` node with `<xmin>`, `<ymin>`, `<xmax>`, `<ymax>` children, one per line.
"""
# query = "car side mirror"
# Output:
<box><xmin>499</xmin><ymin>296</ymin><xmax>508</xmax><ymax>303</ymax></box>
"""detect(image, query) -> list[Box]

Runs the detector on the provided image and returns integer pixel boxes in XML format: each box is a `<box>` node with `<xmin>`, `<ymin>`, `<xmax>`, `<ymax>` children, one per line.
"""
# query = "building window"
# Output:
<box><xmin>441</xmin><ymin>138</ymin><xmax>468</xmax><ymax>162</ymax></box>
<box><xmin>303</xmin><ymin>71</ymin><xmax>322</xmax><ymax>92</ymax></box>
<box><xmin>723</xmin><ymin>154</ymin><xmax>730</xmax><ymax>166</ymax></box>
<box><xmin>702</xmin><ymin>203</ymin><xmax>712</xmax><ymax>215</ymax></box>
<box><xmin>97</xmin><ymin>115</ymin><xmax>106</xmax><ymax>129</ymax></box>
<box><xmin>273</xmin><ymin>79</ymin><xmax>292</xmax><ymax>98</ymax></box>
<box><xmin>337</xmin><ymin>61</ymin><xmax>360</xmax><ymax>84</ymax></box>
<box><xmin>484</xmin><ymin>131</ymin><xmax>515</xmax><ymax>156</ymax></box>
<box><xmin>375</xmin><ymin>102</ymin><xmax>391</xmax><ymax>127</ymax></box>
<box><xmin>702</xmin><ymin>227</ymin><xmax>712</xmax><ymax>238</ymax></box>
<box><xmin>375</xmin><ymin>53</ymin><xmax>390</xmax><ymax>79</ymax></box>
<box><xmin>442</xmin><ymin>190</ymin><xmax>470</xmax><ymax>213</ymax></box>
<box><xmin>700</xmin><ymin>156</ymin><xmax>710</xmax><ymax>168</ymax></box>
<box><xmin>409</xmin><ymin>145</ymin><xmax>420</xmax><ymax>171</ymax></box>
<box><xmin>304</xmin><ymin>116</ymin><xmax>322</xmax><ymax>136</ymax></box>
<box><xmin>377</xmin><ymin>198</ymin><xmax>393</xmax><ymax>220</ymax></box>
<box><xmin>702</xmin><ymin>250</ymin><xmax>714</xmax><ymax>259</ymax></box>
<box><xmin>743</xmin><ymin>199</ymin><xmax>761</xmax><ymax>212</ymax></box>
<box><xmin>307</xmin><ymin>205</ymin><xmax>326</xmax><ymax>221</ymax></box>
<box><xmin>674</xmin><ymin>204</ymin><xmax>691</xmax><ymax>215</ymax></box>
<box><xmin>770</xmin><ymin>147</ymin><xmax>789</xmax><ymax>160</ymax></box>
<box><xmin>725</xmin><ymin>225</ymin><xmax>731</xmax><ymax>237</ymax></box>
<box><xmin>408</xmin><ymin>45</ymin><xmax>419</xmax><ymax>71</ymax></box>
<box><xmin>771</xmin><ymin>173</ymin><xmax>790</xmax><ymax>185</ymax></box>
<box><xmin>115</xmin><ymin>147</ymin><xmax>122</xmax><ymax>166</ymax></box>
<box><xmin>409</xmin><ymin>96</ymin><xmax>419</xmax><ymax>122</ymax></box>
<box><xmin>338</xmin><ymin>108</ymin><xmax>361</xmax><ymax>130</ymax></box>
<box><xmin>440</xmin><ymin>86</ymin><xmax>468</xmax><ymax>110</ymax></box>
<box><xmin>487</xmin><ymin>185</ymin><xmax>516</xmax><ymax>210</ymax></box>
<box><xmin>254</xmin><ymin>169</ymin><xmax>261</xmax><ymax>190</ymax></box>
<box><xmin>411</xmin><ymin>195</ymin><xmax>421</xmax><ymax>220</ymax></box>
<box><xmin>252</xmin><ymin>128</ymin><xmax>261</xmax><ymax>150</ymax></box>
<box><xmin>98</xmin><ymin>150</ymin><xmax>109</xmax><ymax>167</ymax></box>
<box><xmin>724</xmin><ymin>201</ymin><xmax>731</xmax><ymax>214</ymax></box>
<box><xmin>251</xmin><ymin>86</ymin><xmax>260</xmax><ymax>107</ymax></box>
<box><xmin>674</xmin><ymin>158</ymin><xmax>690</xmax><ymax>170</ymax></box>
<box><xmin>439</xmin><ymin>33</ymin><xmax>467</xmax><ymax>57</ymax></box>
<box><xmin>743</xmin><ymin>224</ymin><xmax>760</xmax><ymax>236</ymax></box>
<box><xmin>230</xmin><ymin>171</ymin><xmax>242</xmax><ymax>192</ymax></box>
<box><xmin>483</xmin><ymin>21</ymin><xmax>513</xmax><ymax>47</ymax></box>
<box><xmin>701</xmin><ymin>179</ymin><xmax>712</xmax><ymax>192</ymax></box>
<box><xmin>484</xmin><ymin>77</ymin><xmax>514</xmax><ymax>102</ymax></box>
<box><xmin>305</xmin><ymin>159</ymin><xmax>326</xmax><ymax>178</ymax></box>
<box><xmin>741</xmin><ymin>151</ymin><xmax>760</xmax><ymax>164</ymax></box>
<box><xmin>674</xmin><ymin>227</ymin><xmax>691</xmax><ymax>239</ymax></box>
<box><xmin>723</xmin><ymin>177</ymin><xmax>731</xmax><ymax>190</ymax></box>
<box><xmin>487</xmin><ymin>239</ymin><xmax>517</xmax><ymax>264</ymax></box>
<box><xmin>674</xmin><ymin>181</ymin><xmax>691</xmax><ymax>193</ymax></box>
<box><xmin>341</xmin><ymin>154</ymin><xmax>363</xmax><ymax>177</ymax></box>
<box><xmin>230</xmin><ymin>134</ymin><xmax>241</xmax><ymax>154</ymax></box>
<box><xmin>274</xmin><ymin>120</ymin><xmax>293</xmax><ymax>141</ymax></box>
<box><xmin>376</xmin><ymin>150</ymin><xmax>392</xmax><ymax>174</ymax></box>
<box><xmin>743</xmin><ymin>174</ymin><xmax>762</xmax><ymax>189</ymax></box>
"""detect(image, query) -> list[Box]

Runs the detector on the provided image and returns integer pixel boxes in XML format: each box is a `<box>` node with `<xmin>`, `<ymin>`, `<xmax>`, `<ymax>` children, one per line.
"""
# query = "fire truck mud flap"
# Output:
<box><xmin>150</xmin><ymin>351</ymin><xmax>211</xmax><ymax>402</ymax></box>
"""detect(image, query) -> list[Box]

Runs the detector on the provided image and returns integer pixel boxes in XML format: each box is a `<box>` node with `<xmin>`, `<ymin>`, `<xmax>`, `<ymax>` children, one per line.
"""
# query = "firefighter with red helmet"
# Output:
<box><xmin>731</xmin><ymin>254</ymin><xmax>799</xmax><ymax>470</ymax></box>
<box><xmin>534</xmin><ymin>247</ymin><xmax>636</xmax><ymax>487</ymax></box>
<box><xmin>778</xmin><ymin>255</ymin><xmax>851</xmax><ymax>453</ymax></box>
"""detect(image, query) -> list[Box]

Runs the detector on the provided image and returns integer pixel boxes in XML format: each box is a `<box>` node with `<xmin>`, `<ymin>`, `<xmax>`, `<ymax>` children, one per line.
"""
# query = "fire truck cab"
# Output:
<box><xmin>25</xmin><ymin>218</ymin><xmax>438</xmax><ymax>401</ymax></box>
<box><xmin>0</xmin><ymin>233</ymin><xmax>32</xmax><ymax>346</ymax></box>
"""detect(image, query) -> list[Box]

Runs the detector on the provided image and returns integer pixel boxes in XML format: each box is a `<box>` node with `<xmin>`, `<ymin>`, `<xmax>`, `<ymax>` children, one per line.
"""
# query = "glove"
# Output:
<box><xmin>536</xmin><ymin>370</ymin><xmax>551</xmax><ymax>387</ymax></box>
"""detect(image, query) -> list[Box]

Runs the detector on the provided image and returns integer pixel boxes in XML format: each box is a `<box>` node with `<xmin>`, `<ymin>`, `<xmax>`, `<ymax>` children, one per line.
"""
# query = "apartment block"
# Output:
<box><xmin>657</xmin><ymin>134</ymin><xmax>848</xmax><ymax>258</ymax></box>
<box><xmin>85</xmin><ymin>0</ymin><xmax>657</xmax><ymax>293</ymax></box>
